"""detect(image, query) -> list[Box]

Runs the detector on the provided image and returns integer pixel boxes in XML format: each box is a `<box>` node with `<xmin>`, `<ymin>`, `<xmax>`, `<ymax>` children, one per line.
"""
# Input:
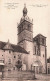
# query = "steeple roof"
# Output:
<box><xmin>18</xmin><ymin>4</ymin><xmax>33</xmax><ymax>26</ymax></box>
<box><xmin>23</xmin><ymin>4</ymin><xmax>27</xmax><ymax>17</ymax></box>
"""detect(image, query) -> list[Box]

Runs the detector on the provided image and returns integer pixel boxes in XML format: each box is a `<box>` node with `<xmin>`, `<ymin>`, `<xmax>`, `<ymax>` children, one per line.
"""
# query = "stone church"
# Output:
<box><xmin>0</xmin><ymin>5</ymin><xmax>47</xmax><ymax>77</ymax></box>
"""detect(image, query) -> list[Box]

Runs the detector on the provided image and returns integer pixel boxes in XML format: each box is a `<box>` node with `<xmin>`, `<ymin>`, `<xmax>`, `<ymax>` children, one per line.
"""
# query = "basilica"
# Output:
<box><xmin>0</xmin><ymin>5</ymin><xmax>47</xmax><ymax>78</ymax></box>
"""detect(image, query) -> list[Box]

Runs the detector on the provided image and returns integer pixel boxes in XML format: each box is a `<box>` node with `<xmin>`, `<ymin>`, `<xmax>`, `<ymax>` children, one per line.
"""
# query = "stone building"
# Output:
<box><xmin>0</xmin><ymin>5</ymin><xmax>47</xmax><ymax>77</ymax></box>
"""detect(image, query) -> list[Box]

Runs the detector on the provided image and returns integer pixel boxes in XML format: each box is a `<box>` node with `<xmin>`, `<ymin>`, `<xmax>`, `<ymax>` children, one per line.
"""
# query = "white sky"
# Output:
<box><xmin>0</xmin><ymin>0</ymin><xmax>50</xmax><ymax>58</ymax></box>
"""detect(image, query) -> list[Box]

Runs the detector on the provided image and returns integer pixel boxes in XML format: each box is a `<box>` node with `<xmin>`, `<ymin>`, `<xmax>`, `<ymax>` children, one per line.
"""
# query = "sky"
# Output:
<box><xmin>0</xmin><ymin>0</ymin><xmax>50</xmax><ymax>58</ymax></box>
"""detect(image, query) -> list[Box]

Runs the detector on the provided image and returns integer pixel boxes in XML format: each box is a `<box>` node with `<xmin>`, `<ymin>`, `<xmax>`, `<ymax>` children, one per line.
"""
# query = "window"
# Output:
<box><xmin>35</xmin><ymin>46</ymin><xmax>36</xmax><ymax>54</ymax></box>
<box><xmin>18</xmin><ymin>55</ymin><xmax>21</xmax><ymax>59</ymax></box>
<box><xmin>9</xmin><ymin>50</ymin><xmax>11</xmax><ymax>53</ymax></box>
<box><xmin>36</xmin><ymin>38</ymin><xmax>39</xmax><ymax>44</ymax></box>
<box><xmin>8</xmin><ymin>69</ymin><xmax>11</xmax><ymax>71</ymax></box>
<box><xmin>37</xmin><ymin>46</ymin><xmax>40</xmax><ymax>56</ymax></box>
<box><xmin>2</xmin><ymin>55</ymin><xmax>3</xmax><ymax>56</ymax></box>
<box><xmin>37</xmin><ymin>50</ymin><xmax>38</xmax><ymax>55</ymax></box>
<box><xmin>14</xmin><ymin>56</ymin><xmax>16</xmax><ymax>58</ymax></box>
<box><xmin>37</xmin><ymin>50</ymin><xmax>40</xmax><ymax>56</ymax></box>
<box><xmin>3</xmin><ymin>60</ymin><xmax>4</xmax><ymax>63</ymax></box>
<box><xmin>34</xmin><ymin>46</ymin><xmax>36</xmax><ymax>55</ymax></box>
<box><xmin>8</xmin><ymin>59</ymin><xmax>11</xmax><ymax>64</ymax></box>
<box><xmin>28</xmin><ymin>24</ymin><xmax>31</xmax><ymax>31</ymax></box>
<box><xmin>43</xmin><ymin>54</ymin><xmax>44</xmax><ymax>57</ymax></box>
<box><xmin>13</xmin><ymin>67</ymin><xmax>15</xmax><ymax>70</ymax></box>
<box><xmin>4</xmin><ymin>50</ymin><xmax>5</xmax><ymax>52</ymax></box>
<box><xmin>42</xmin><ymin>38</ymin><xmax>44</xmax><ymax>44</ymax></box>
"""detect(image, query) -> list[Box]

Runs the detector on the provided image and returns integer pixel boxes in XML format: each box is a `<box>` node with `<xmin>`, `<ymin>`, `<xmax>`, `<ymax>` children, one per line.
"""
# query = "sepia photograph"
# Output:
<box><xmin>0</xmin><ymin>0</ymin><xmax>50</xmax><ymax>81</ymax></box>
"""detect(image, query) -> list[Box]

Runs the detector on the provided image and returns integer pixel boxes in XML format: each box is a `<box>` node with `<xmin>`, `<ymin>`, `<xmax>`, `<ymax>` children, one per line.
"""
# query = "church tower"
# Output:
<box><xmin>17</xmin><ymin>5</ymin><xmax>34</xmax><ymax>70</ymax></box>
<box><xmin>17</xmin><ymin>5</ymin><xmax>33</xmax><ymax>45</ymax></box>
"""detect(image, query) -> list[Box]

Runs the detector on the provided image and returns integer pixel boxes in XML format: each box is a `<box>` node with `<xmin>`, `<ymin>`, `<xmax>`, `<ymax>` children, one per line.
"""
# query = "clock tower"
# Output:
<box><xmin>17</xmin><ymin>5</ymin><xmax>34</xmax><ymax>67</ymax></box>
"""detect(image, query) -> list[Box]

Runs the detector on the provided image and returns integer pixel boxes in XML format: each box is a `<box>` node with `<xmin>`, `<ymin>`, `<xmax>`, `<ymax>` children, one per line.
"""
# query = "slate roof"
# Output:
<box><xmin>0</xmin><ymin>41</ymin><xmax>28</xmax><ymax>54</ymax></box>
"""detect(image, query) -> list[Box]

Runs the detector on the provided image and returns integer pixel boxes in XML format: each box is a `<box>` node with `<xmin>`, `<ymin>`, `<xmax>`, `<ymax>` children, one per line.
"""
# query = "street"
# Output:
<box><xmin>0</xmin><ymin>74</ymin><xmax>50</xmax><ymax>81</ymax></box>
<box><xmin>33</xmin><ymin>74</ymin><xmax>50</xmax><ymax>81</ymax></box>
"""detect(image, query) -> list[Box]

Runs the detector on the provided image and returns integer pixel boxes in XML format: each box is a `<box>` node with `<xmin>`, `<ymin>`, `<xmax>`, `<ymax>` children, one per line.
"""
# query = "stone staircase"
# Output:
<box><xmin>2</xmin><ymin>71</ymin><xmax>34</xmax><ymax>81</ymax></box>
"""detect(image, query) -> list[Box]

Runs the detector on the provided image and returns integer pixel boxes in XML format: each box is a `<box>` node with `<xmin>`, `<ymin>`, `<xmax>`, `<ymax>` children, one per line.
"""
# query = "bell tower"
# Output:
<box><xmin>17</xmin><ymin>4</ymin><xmax>33</xmax><ymax>63</ymax></box>
<box><xmin>17</xmin><ymin>5</ymin><xmax>34</xmax><ymax>70</ymax></box>
<box><xmin>17</xmin><ymin>4</ymin><xmax>33</xmax><ymax>47</ymax></box>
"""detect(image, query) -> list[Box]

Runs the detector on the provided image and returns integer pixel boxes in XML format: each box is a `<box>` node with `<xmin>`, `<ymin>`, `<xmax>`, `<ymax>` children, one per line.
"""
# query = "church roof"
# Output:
<box><xmin>11</xmin><ymin>44</ymin><xmax>29</xmax><ymax>54</ymax></box>
<box><xmin>33</xmin><ymin>34</ymin><xmax>46</xmax><ymax>42</ymax></box>
<box><xmin>0</xmin><ymin>41</ymin><xmax>29</xmax><ymax>54</ymax></box>
<box><xmin>33</xmin><ymin>34</ymin><xmax>46</xmax><ymax>39</ymax></box>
